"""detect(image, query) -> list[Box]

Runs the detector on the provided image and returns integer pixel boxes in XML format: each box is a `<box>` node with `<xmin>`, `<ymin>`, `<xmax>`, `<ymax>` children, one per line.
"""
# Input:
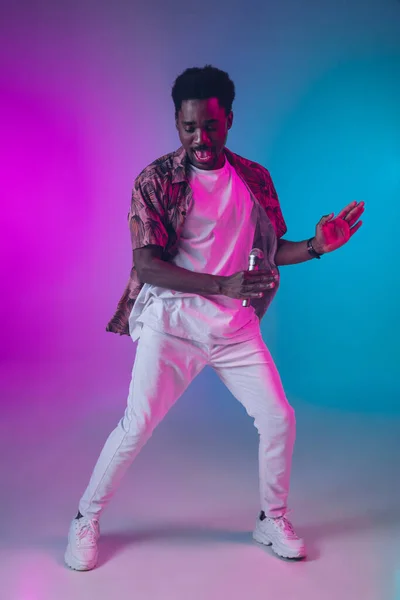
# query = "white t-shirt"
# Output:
<box><xmin>129</xmin><ymin>157</ymin><xmax>260</xmax><ymax>343</ymax></box>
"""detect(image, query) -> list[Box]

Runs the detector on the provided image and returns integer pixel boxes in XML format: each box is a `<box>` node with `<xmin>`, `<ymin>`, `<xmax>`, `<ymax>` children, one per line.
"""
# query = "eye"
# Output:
<box><xmin>184</xmin><ymin>128</ymin><xmax>195</xmax><ymax>133</ymax></box>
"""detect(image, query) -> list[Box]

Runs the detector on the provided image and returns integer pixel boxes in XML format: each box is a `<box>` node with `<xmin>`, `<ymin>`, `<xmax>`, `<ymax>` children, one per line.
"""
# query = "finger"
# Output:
<box><xmin>245</xmin><ymin>278</ymin><xmax>277</xmax><ymax>288</ymax></box>
<box><xmin>318</xmin><ymin>213</ymin><xmax>334</xmax><ymax>226</ymax></box>
<box><xmin>240</xmin><ymin>292</ymin><xmax>265</xmax><ymax>299</ymax></box>
<box><xmin>349</xmin><ymin>220</ymin><xmax>363</xmax><ymax>237</ymax></box>
<box><xmin>246</xmin><ymin>269</ymin><xmax>278</xmax><ymax>277</ymax></box>
<box><xmin>337</xmin><ymin>201</ymin><xmax>358</xmax><ymax>220</ymax></box>
<box><xmin>244</xmin><ymin>273</ymin><xmax>277</xmax><ymax>283</ymax></box>
<box><xmin>243</xmin><ymin>282</ymin><xmax>276</xmax><ymax>294</ymax></box>
<box><xmin>345</xmin><ymin>203</ymin><xmax>364</xmax><ymax>218</ymax></box>
<box><xmin>346</xmin><ymin>204</ymin><xmax>365</xmax><ymax>227</ymax></box>
<box><xmin>240</xmin><ymin>288</ymin><xmax>272</xmax><ymax>300</ymax></box>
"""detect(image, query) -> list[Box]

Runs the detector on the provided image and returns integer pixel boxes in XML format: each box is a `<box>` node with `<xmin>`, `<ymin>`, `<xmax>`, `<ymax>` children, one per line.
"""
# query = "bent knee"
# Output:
<box><xmin>255</xmin><ymin>402</ymin><xmax>295</xmax><ymax>433</ymax></box>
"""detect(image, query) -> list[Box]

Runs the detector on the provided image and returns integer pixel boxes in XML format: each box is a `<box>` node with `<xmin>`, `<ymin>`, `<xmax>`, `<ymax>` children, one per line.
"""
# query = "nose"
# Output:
<box><xmin>193</xmin><ymin>128</ymin><xmax>210</xmax><ymax>146</ymax></box>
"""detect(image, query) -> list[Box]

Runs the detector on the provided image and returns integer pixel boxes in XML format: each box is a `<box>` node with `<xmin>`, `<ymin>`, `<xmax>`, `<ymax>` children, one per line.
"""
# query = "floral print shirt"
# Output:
<box><xmin>106</xmin><ymin>146</ymin><xmax>287</xmax><ymax>336</ymax></box>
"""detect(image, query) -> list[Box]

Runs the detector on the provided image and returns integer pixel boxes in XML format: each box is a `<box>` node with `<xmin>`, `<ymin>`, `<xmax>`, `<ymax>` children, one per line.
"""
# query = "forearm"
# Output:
<box><xmin>275</xmin><ymin>238</ymin><xmax>321</xmax><ymax>266</ymax></box>
<box><xmin>137</xmin><ymin>258</ymin><xmax>222</xmax><ymax>295</ymax></box>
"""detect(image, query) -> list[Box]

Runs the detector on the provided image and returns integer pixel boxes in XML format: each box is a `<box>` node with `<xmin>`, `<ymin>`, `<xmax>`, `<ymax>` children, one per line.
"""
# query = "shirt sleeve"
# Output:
<box><xmin>264</xmin><ymin>170</ymin><xmax>287</xmax><ymax>239</ymax></box>
<box><xmin>128</xmin><ymin>176</ymin><xmax>169</xmax><ymax>251</ymax></box>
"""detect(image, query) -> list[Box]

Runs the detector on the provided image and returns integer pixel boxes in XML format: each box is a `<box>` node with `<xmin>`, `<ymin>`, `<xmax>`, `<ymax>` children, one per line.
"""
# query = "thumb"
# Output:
<box><xmin>317</xmin><ymin>213</ymin><xmax>334</xmax><ymax>226</ymax></box>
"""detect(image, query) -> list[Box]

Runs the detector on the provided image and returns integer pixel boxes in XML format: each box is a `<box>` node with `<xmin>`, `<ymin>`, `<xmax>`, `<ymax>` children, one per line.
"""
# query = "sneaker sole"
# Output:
<box><xmin>64</xmin><ymin>544</ymin><xmax>98</xmax><ymax>571</ymax></box>
<box><xmin>253</xmin><ymin>529</ymin><xmax>306</xmax><ymax>560</ymax></box>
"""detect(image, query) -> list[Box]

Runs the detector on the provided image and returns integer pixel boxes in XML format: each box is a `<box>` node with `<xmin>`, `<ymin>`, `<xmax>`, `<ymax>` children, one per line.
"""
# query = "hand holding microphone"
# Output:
<box><xmin>242</xmin><ymin>248</ymin><xmax>264</xmax><ymax>307</ymax></box>
<box><xmin>217</xmin><ymin>248</ymin><xmax>278</xmax><ymax>304</ymax></box>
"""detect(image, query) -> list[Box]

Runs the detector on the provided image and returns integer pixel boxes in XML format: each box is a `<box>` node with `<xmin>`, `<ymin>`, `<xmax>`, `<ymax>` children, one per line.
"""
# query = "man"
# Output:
<box><xmin>65</xmin><ymin>65</ymin><xmax>364</xmax><ymax>570</ymax></box>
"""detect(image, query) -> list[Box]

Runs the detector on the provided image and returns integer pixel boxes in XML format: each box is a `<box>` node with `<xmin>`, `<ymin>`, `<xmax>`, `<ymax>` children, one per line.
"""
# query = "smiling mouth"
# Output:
<box><xmin>193</xmin><ymin>149</ymin><xmax>215</xmax><ymax>163</ymax></box>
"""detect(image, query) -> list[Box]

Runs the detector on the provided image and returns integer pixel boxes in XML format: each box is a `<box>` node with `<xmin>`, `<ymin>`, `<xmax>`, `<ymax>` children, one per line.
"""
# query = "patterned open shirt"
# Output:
<box><xmin>106</xmin><ymin>146</ymin><xmax>287</xmax><ymax>336</ymax></box>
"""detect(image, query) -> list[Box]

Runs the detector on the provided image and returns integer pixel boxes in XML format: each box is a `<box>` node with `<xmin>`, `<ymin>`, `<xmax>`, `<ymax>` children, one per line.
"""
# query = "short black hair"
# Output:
<box><xmin>172</xmin><ymin>65</ymin><xmax>235</xmax><ymax>117</ymax></box>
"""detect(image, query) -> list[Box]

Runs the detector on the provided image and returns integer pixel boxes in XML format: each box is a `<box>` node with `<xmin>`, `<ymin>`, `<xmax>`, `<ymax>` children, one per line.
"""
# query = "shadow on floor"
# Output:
<box><xmin>19</xmin><ymin>504</ymin><xmax>400</xmax><ymax>569</ymax></box>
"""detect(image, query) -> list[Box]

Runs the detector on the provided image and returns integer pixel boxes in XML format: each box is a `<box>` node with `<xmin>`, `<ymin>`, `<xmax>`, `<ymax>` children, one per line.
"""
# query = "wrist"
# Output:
<box><xmin>310</xmin><ymin>236</ymin><xmax>325</xmax><ymax>256</ymax></box>
<box><xmin>210</xmin><ymin>275</ymin><xmax>224</xmax><ymax>295</ymax></box>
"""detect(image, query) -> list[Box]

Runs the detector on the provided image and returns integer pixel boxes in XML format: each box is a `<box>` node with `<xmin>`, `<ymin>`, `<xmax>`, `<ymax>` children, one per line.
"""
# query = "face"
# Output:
<box><xmin>176</xmin><ymin>98</ymin><xmax>233</xmax><ymax>170</ymax></box>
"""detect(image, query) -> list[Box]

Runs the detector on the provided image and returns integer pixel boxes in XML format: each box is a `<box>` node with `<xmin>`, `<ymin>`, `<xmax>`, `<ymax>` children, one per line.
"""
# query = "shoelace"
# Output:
<box><xmin>273</xmin><ymin>516</ymin><xmax>298</xmax><ymax>539</ymax></box>
<box><xmin>77</xmin><ymin>520</ymin><xmax>99</xmax><ymax>545</ymax></box>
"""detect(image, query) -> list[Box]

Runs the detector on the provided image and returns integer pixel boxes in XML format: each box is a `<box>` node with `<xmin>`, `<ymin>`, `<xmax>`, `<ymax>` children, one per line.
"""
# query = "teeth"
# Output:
<box><xmin>195</xmin><ymin>150</ymin><xmax>213</xmax><ymax>160</ymax></box>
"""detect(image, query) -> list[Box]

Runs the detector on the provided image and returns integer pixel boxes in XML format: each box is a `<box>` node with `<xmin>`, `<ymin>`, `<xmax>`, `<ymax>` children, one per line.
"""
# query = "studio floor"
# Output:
<box><xmin>1</xmin><ymin>361</ymin><xmax>399</xmax><ymax>600</ymax></box>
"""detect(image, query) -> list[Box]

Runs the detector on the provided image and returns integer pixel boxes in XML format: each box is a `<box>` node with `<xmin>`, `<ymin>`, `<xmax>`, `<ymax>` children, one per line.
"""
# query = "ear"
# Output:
<box><xmin>227</xmin><ymin>111</ymin><xmax>234</xmax><ymax>130</ymax></box>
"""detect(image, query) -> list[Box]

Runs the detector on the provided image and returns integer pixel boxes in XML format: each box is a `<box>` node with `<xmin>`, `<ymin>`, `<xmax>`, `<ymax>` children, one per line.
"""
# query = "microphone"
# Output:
<box><xmin>243</xmin><ymin>248</ymin><xmax>265</xmax><ymax>307</ymax></box>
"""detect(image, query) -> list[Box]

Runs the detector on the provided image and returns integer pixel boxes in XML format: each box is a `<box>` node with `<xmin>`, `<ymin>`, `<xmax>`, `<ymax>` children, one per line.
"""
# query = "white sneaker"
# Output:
<box><xmin>64</xmin><ymin>517</ymin><xmax>100</xmax><ymax>571</ymax></box>
<box><xmin>253</xmin><ymin>513</ymin><xmax>306</xmax><ymax>559</ymax></box>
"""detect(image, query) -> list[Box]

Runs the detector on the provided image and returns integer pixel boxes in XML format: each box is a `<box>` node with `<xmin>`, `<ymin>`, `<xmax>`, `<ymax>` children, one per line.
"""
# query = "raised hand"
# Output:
<box><xmin>313</xmin><ymin>201</ymin><xmax>364</xmax><ymax>254</ymax></box>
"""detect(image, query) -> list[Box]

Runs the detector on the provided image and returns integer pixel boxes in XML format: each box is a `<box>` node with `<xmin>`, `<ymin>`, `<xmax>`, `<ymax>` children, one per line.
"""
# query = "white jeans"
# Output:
<box><xmin>79</xmin><ymin>325</ymin><xmax>296</xmax><ymax>519</ymax></box>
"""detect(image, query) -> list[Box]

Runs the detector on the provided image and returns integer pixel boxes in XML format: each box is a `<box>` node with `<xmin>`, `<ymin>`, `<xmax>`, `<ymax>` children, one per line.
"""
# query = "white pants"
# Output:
<box><xmin>79</xmin><ymin>325</ymin><xmax>296</xmax><ymax>519</ymax></box>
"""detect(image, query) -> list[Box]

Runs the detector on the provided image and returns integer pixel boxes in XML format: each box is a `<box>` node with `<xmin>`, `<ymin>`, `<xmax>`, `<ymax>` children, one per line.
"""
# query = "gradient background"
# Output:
<box><xmin>1</xmin><ymin>1</ymin><xmax>400</xmax><ymax>599</ymax></box>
